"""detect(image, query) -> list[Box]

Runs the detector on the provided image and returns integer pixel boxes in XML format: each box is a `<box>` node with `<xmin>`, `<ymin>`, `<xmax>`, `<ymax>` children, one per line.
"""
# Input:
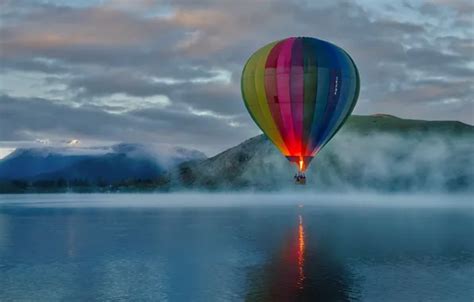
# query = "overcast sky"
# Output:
<box><xmin>0</xmin><ymin>0</ymin><xmax>473</xmax><ymax>157</ymax></box>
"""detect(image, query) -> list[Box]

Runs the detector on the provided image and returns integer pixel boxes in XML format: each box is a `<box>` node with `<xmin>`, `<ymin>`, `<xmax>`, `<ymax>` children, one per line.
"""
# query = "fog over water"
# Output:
<box><xmin>1</xmin><ymin>193</ymin><xmax>473</xmax><ymax>208</ymax></box>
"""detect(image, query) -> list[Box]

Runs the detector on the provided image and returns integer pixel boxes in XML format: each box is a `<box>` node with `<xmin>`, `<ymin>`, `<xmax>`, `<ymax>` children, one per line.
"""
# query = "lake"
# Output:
<box><xmin>0</xmin><ymin>194</ymin><xmax>473</xmax><ymax>301</ymax></box>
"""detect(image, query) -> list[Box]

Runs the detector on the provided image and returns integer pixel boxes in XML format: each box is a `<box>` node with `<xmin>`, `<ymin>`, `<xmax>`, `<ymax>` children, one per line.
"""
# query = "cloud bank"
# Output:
<box><xmin>1</xmin><ymin>0</ymin><xmax>473</xmax><ymax>155</ymax></box>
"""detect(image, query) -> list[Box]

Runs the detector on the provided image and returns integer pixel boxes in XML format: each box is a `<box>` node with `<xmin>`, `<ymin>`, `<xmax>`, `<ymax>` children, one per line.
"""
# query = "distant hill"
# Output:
<box><xmin>0</xmin><ymin>148</ymin><xmax>90</xmax><ymax>180</ymax></box>
<box><xmin>170</xmin><ymin>115</ymin><xmax>474</xmax><ymax>192</ymax></box>
<box><xmin>0</xmin><ymin>143</ymin><xmax>206</xmax><ymax>183</ymax></box>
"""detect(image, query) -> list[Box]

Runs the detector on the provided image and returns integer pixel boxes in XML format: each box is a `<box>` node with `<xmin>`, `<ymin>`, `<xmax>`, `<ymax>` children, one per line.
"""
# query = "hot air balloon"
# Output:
<box><xmin>241</xmin><ymin>37</ymin><xmax>360</xmax><ymax>184</ymax></box>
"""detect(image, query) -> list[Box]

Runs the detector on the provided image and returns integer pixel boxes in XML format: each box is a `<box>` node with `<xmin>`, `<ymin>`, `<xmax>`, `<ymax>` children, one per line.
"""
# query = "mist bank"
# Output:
<box><xmin>1</xmin><ymin>192</ymin><xmax>473</xmax><ymax>208</ymax></box>
<box><xmin>1</xmin><ymin>115</ymin><xmax>473</xmax><ymax>193</ymax></box>
<box><xmin>171</xmin><ymin>115</ymin><xmax>474</xmax><ymax>193</ymax></box>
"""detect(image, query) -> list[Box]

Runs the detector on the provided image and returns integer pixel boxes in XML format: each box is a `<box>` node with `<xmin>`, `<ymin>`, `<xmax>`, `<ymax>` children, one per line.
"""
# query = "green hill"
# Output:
<box><xmin>170</xmin><ymin>115</ymin><xmax>473</xmax><ymax>192</ymax></box>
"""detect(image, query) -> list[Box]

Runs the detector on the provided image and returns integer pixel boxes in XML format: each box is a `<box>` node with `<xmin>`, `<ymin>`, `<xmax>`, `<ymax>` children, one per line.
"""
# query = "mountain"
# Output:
<box><xmin>0</xmin><ymin>143</ymin><xmax>206</xmax><ymax>183</ymax></box>
<box><xmin>171</xmin><ymin>115</ymin><xmax>474</xmax><ymax>192</ymax></box>
<box><xmin>0</xmin><ymin>148</ymin><xmax>88</xmax><ymax>180</ymax></box>
<box><xmin>33</xmin><ymin>153</ymin><xmax>162</xmax><ymax>182</ymax></box>
<box><xmin>1</xmin><ymin>115</ymin><xmax>472</xmax><ymax>193</ymax></box>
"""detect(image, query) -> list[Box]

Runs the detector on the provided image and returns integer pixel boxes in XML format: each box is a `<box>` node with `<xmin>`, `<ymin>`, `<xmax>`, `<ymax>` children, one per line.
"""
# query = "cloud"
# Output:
<box><xmin>0</xmin><ymin>0</ymin><xmax>472</xmax><ymax>155</ymax></box>
<box><xmin>0</xmin><ymin>95</ymin><xmax>257</xmax><ymax>155</ymax></box>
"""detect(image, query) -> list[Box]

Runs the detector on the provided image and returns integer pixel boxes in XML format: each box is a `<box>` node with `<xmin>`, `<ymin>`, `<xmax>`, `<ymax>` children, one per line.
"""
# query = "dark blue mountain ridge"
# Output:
<box><xmin>0</xmin><ymin>149</ymin><xmax>89</xmax><ymax>179</ymax></box>
<box><xmin>33</xmin><ymin>153</ymin><xmax>161</xmax><ymax>182</ymax></box>
<box><xmin>0</xmin><ymin>143</ymin><xmax>206</xmax><ymax>182</ymax></box>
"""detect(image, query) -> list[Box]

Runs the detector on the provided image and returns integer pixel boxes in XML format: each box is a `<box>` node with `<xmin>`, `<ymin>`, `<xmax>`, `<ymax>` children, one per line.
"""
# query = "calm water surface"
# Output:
<box><xmin>0</xmin><ymin>194</ymin><xmax>473</xmax><ymax>301</ymax></box>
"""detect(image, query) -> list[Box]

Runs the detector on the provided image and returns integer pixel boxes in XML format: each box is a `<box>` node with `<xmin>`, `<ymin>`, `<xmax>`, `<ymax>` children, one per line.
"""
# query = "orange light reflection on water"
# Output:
<box><xmin>297</xmin><ymin>214</ymin><xmax>305</xmax><ymax>289</ymax></box>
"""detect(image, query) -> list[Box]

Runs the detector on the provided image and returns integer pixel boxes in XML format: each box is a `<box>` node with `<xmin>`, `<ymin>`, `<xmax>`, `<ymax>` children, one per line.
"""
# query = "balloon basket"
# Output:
<box><xmin>294</xmin><ymin>172</ymin><xmax>306</xmax><ymax>185</ymax></box>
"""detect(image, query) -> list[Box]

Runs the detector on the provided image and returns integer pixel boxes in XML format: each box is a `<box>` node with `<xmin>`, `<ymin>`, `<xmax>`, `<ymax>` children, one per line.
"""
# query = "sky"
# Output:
<box><xmin>0</xmin><ymin>0</ymin><xmax>473</xmax><ymax>157</ymax></box>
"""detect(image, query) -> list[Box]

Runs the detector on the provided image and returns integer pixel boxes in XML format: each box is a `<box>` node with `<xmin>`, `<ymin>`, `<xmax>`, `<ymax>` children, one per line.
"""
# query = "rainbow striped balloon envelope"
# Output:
<box><xmin>241</xmin><ymin>37</ymin><xmax>360</xmax><ymax>172</ymax></box>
